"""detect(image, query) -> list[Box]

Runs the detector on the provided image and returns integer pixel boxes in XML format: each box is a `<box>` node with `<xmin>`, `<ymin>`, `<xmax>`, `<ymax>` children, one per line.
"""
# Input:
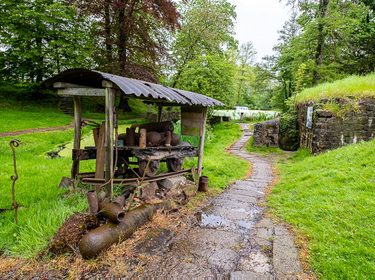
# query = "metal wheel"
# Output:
<box><xmin>166</xmin><ymin>158</ymin><xmax>184</xmax><ymax>172</ymax></box>
<box><xmin>116</xmin><ymin>156</ymin><xmax>129</xmax><ymax>176</ymax></box>
<box><xmin>138</xmin><ymin>160</ymin><xmax>160</xmax><ymax>177</ymax></box>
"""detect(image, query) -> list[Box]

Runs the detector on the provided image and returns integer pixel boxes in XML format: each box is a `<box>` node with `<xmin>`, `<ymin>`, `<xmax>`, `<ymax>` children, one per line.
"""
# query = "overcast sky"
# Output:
<box><xmin>228</xmin><ymin>0</ymin><xmax>291</xmax><ymax>62</ymax></box>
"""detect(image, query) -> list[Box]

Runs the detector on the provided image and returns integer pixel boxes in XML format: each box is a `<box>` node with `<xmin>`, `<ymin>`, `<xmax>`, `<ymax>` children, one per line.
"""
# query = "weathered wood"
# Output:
<box><xmin>57</xmin><ymin>88</ymin><xmax>106</xmax><ymax>97</ymax></box>
<box><xmin>53</xmin><ymin>82</ymin><xmax>92</xmax><ymax>89</ymax></box>
<box><xmin>71</xmin><ymin>96</ymin><xmax>82</xmax><ymax>180</ymax></box>
<box><xmin>181</xmin><ymin>106</ymin><xmax>206</xmax><ymax>137</ymax></box>
<box><xmin>95</xmin><ymin>122</ymin><xmax>106</xmax><ymax>189</ymax></box>
<box><xmin>197</xmin><ymin>107</ymin><xmax>207</xmax><ymax>177</ymax></box>
<box><xmin>105</xmin><ymin>88</ymin><xmax>115</xmax><ymax>199</ymax></box>
<box><xmin>157</xmin><ymin>106</ymin><xmax>163</xmax><ymax>122</ymax></box>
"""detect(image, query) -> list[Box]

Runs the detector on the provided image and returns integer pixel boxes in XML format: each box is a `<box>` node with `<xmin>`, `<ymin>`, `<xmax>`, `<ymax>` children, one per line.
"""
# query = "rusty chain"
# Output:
<box><xmin>10</xmin><ymin>138</ymin><xmax>21</xmax><ymax>224</ymax></box>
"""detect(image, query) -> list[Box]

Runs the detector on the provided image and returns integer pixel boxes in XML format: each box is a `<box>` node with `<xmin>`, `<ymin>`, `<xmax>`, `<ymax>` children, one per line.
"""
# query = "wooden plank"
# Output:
<box><xmin>71</xmin><ymin>96</ymin><xmax>82</xmax><ymax>180</ymax></box>
<box><xmin>181</xmin><ymin>106</ymin><xmax>205</xmax><ymax>137</ymax></box>
<box><xmin>53</xmin><ymin>82</ymin><xmax>92</xmax><ymax>89</ymax></box>
<box><xmin>157</xmin><ymin>106</ymin><xmax>163</xmax><ymax>122</ymax></box>
<box><xmin>197</xmin><ymin>107</ymin><xmax>207</xmax><ymax>177</ymax></box>
<box><xmin>57</xmin><ymin>88</ymin><xmax>106</xmax><ymax>97</ymax></box>
<box><xmin>95</xmin><ymin>122</ymin><xmax>106</xmax><ymax>183</ymax></box>
<box><xmin>105</xmin><ymin>88</ymin><xmax>115</xmax><ymax>199</ymax></box>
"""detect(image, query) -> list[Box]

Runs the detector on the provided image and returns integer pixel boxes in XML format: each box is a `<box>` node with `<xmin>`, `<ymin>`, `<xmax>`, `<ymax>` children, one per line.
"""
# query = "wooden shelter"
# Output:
<box><xmin>43</xmin><ymin>68</ymin><xmax>224</xmax><ymax>198</ymax></box>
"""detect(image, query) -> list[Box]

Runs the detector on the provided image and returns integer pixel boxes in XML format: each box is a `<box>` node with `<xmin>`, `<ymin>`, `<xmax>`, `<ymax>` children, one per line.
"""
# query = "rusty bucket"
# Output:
<box><xmin>198</xmin><ymin>176</ymin><xmax>209</xmax><ymax>192</ymax></box>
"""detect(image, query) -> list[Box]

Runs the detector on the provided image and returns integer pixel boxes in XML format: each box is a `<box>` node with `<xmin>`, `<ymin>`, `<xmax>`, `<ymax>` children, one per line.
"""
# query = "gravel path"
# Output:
<box><xmin>136</xmin><ymin>123</ymin><xmax>304</xmax><ymax>279</ymax></box>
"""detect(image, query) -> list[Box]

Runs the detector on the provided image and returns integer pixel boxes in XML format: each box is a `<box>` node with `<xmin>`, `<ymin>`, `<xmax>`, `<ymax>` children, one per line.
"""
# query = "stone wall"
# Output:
<box><xmin>253</xmin><ymin>119</ymin><xmax>279</xmax><ymax>147</ymax></box>
<box><xmin>297</xmin><ymin>98</ymin><xmax>375</xmax><ymax>154</ymax></box>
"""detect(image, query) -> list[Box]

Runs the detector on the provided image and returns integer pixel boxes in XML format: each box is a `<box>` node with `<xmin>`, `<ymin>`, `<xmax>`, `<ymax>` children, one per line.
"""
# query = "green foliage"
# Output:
<box><xmin>176</xmin><ymin>54</ymin><xmax>236</xmax><ymax>106</ymax></box>
<box><xmin>269</xmin><ymin>140</ymin><xmax>375</xmax><ymax>279</ymax></box>
<box><xmin>0</xmin><ymin>0</ymin><xmax>94</xmax><ymax>83</ymax></box>
<box><xmin>279</xmin><ymin>107</ymin><xmax>299</xmax><ymax>150</ymax></box>
<box><xmin>169</xmin><ymin>0</ymin><xmax>237</xmax><ymax>87</ymax></box>
<box><xmin>268</xmin><ymin>0</ymin><xmax>375</xmax><ymax>109</ymax></box>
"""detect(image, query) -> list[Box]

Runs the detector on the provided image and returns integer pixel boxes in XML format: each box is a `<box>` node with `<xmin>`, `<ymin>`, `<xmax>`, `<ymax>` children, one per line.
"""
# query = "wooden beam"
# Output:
<box><xmin>157</xmin><ymin>106</ymin><xmax>163</xmax><ymax>122</ymax></box>
<box><xmin>105</xmin><ymin>87</ymin><xmax>115</xmax><ymax>200</ymax></box>
<box><xmin>57</xmin><ymin>88</ymin><xmax>106</xmax><ymax>97</ymax></box>
<box><xmin>197</xmin><ymin>107</ymin><xmax>207</xmax><ymax>177</ymax></box>
<box><xmin>94</xmin><ymin>122</ymin><xmax>106</xmax><ymax>190</ymax></box>
<box><xmin>71</xmin><ymin>96</ymin><xmax>82</xmax><ymax>180</ymax></box>
<box><xmin>53</xmin><ymin>82</ymin><xmax>92</xmax><ymax>89</ymax></box>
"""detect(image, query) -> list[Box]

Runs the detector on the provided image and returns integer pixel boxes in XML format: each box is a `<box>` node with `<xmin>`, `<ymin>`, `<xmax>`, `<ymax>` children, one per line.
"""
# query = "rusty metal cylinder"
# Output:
<box><xmin>79</xmin><ymin>202</ymin><xmax>171</xmax><ymax>259</ymax></box>
<box><xmin>171</xmin><ymin>133</ymin><xmax>180</xmax><ymax>146</ymax></box>
<box><xmin>99</xmin><ymin>202</ymin><xmax>125</xmax><ymax>223</ymax></box>
<box><xmin>113</xmin><ymin>195</ymin><xmax>126</xmax><ymax>208</ymax></box>
<box><xmin>139</xmin><ymin>128</ymin><xmax>147</xmax><ymax>147</ymax></box>
<box><xmin>87</xmin><ymin>190</ymin><xmax>99</xmax><ymax>214</ymax></box>
<box><xmin>146</xmin><ymin>131</ymin><xmax>162</xmax><ymax>146</ymax></box>
<box><xmin>198</xmin><ymin>176</ymin><xmax>209</xmax><ymax>192</ymax></box>
<box><xmin>126</xmin><ymin>127</ymin><xmax>135</xmax><ymax>146</ymax></box>
<box><xmin>165</xmin><ymin>131</ymin><xmax>171</xmax><ymax>147</ymax></box>
<box><xmin>97</xmin><ymin>191</ymin><xmax>106</xmax><ymax>203</ymax></box>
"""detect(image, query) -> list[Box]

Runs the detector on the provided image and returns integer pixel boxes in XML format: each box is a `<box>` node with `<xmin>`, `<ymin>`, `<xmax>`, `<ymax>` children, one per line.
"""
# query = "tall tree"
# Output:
<box><xmin>169</xmin><ymin>0</ymin><xmax>237</xmax><ymax>87</ymax></box>
<box><xmin>234</xmin><ymin>42</ymin><xmax>256</xmax><ymax>106</ymax></box>
<box><xmin>72</xmin><ymin>0</ymin><xmax>181</xmax><ymax>82</ymax></box>
<box><xmin>0</xmin><ymin>0</ymin><xmax>94</xmax><ymax>83</ymax></box>
<box><xmin>176</xmin><ymin>53</ymin><xmax>236</xmax><ymax>106</ymax></box>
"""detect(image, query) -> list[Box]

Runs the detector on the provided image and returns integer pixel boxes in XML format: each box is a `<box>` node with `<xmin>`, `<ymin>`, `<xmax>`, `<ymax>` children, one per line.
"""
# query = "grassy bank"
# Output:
<box><xmin>268</xmin><ymin>144</ymin><xmax>375</xmax><ymax>279</ymax></box>
<box><xmin>0</xmin><ymin>121</ymin><xmax>248</xmax><ymax>258</ymax></box>
<box><xmin>295</xmin><ymin>73</ymin><xmax>375</xmax><ymax>103</ymax></box>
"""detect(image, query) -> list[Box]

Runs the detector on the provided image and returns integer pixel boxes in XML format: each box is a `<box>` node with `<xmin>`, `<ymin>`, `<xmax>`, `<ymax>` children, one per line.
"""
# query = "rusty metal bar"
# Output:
<box><xmin>81</xmin><ymin>168</ymin><xmax>197</xmax><ymax>186</ymax></box>
<box><xmin>10</xmin><ymin>139</ymin><xmax>21</xmax><ymax>224</ymax></box>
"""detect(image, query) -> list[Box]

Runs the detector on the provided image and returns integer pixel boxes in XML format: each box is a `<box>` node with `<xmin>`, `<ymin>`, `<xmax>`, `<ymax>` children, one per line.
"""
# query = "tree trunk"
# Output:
<box><xmin>312</xmin><ymin>0</ymin><xmax>330</xmax><ymax>85</ymax></box>
<box><xmin>105</xmin><ymin>0</ymin><xmax>112</xmax><ymax>64</ymax></box>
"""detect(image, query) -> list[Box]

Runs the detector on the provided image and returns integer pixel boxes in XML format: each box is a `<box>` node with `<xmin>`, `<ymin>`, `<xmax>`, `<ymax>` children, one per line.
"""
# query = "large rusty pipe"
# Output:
<box><xmin>139</xmin><ymin>128</ymin><xmax>147</xmax><ymax>147</ymax></box>
<box><xmin>79</xmin><ymin>202</ymin><xmax>171</xmax><ymax>259</ymax></box>
<box><xmin>99</xmin><ymin>202</ymin><xmax>125</xmax><ymax>223</ymax></box>
<box><xmin>87</xmin><ymin>190</ymin><xmax>99</xmax><ymax>214</ymax></box>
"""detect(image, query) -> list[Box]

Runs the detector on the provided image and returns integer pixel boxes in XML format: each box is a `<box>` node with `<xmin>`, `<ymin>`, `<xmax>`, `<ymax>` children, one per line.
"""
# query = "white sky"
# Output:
<box><xmin>228</xmin><ymin>0</ymin><xmax>290</xmax><ymax>62</ymax></box>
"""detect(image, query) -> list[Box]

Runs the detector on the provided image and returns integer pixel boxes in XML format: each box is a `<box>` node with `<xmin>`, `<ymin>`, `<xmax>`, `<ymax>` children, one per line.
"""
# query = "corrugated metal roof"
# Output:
<box><xmin>43</xmin><ymin>68</ymin><xmax>225</xmax><ymax>107</ymax></box>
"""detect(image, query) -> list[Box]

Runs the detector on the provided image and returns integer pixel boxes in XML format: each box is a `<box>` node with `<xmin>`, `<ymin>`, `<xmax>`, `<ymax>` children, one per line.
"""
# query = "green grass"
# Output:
<box><xmin>0</xmin><ymin>109</ymin><xmax>73</xmax><ymax>133</ymax></box>
<box><xmin>268</xmin><ymin>145</ymin><xmax>375</xmax><ymax>279</ymax></box>
<box><xmin>295</xmin><ymin>73</ymin><xmax>375</xmax><ymax>103</ymax></box>
<box><xmin>0</xmin><ymin>129</ymin><xmax>90</xmax><ymax>258</ymax></box>
<box><xmin>183</xmin><ymin>123</ymin><xmax>249</xmax><ymax>189</ymax></box>
<box><xmin>245</xmin><ymin>135</ymin><xmax>285</xmax><ymax>155</ymax></box>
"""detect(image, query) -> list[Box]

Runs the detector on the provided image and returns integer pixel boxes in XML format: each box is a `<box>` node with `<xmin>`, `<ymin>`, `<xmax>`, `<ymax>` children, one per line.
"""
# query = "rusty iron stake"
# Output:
<box><xmin>10</xmin><ymin>139</ymin><xmax>21</xmax><ymax>224</ymax></box>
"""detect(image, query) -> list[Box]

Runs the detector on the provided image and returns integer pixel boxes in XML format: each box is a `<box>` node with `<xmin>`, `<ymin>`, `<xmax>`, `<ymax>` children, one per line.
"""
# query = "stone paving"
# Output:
<box><xmin>140</xmin><ymin>123</ymin><xmax>304</xmax><ymax>279</ymax></box>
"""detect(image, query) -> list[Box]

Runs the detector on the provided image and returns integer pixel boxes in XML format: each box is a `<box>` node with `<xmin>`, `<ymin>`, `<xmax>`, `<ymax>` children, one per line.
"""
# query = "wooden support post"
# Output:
<box><xmin>95</xmin><ymin>122</ymin><xmax>106</xmax><ymax>192</ymax></box>
<box><xmin>71</xmin><ymin>96</ymin><xmax>82</xmax><ymax>181</ymax></box>
<box><xmin>105</xmin><ymin>87</ymin><xmax>115</xmax><ymax>200</ymax></box>
<box><xmin>157</xmin><ymin>106</ymin><xmax>163</xmax><ymax>122</ymax></box>
<box><xmin>197</xmin><ymin>107</ymin><xmax>208</xmax><ymax>177</ymax></box>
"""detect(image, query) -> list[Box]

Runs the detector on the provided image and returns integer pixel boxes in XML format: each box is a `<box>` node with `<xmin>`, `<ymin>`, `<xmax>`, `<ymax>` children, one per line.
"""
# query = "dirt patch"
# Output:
<box><xmin>48</xmin><ymin>212</ymin><xmax>100</xmax><ymax>255</ymax></box>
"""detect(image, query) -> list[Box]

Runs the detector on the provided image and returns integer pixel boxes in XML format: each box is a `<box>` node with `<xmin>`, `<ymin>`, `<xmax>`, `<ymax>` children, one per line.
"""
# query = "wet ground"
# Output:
<box><xmin>130</xmin><ymin>123</ymin><xmax>305</xmax><ymax>279</ymax></box>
